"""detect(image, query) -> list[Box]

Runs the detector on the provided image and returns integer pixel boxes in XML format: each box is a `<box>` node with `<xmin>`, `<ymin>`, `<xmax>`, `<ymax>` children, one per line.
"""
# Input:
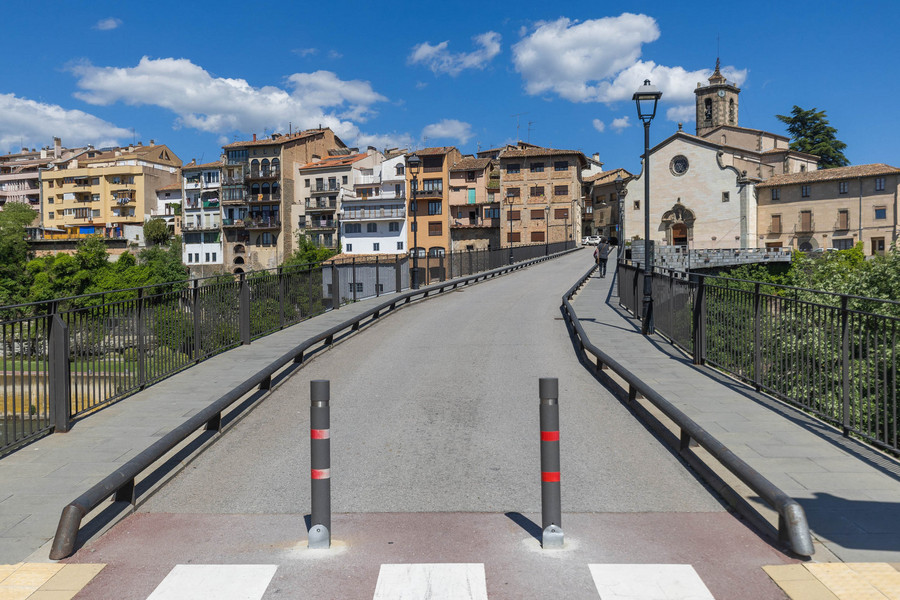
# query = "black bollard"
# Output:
<box><xmin>539</xmin><ymin>378</ymin><xmax>564</xmax><ymax>548</ymax></box>
<box><xmin>309</xmin><ymin>380</ymin><xmax>331</xmax><ymax>549</ymax></box>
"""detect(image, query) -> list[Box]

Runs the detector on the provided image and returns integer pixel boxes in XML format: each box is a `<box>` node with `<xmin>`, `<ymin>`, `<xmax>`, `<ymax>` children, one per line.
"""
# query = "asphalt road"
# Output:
<box><xmin>142</xmin><ymin>250</ymin><xmax>724</xmax><ymax>516</ymax></box>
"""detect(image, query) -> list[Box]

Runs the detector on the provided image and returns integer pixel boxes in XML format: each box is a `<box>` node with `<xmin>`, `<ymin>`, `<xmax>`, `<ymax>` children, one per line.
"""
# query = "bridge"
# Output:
<box><xmin>1</xmin><ymin>249</ymin><xmax>899</xmax><ymax>598</ymax></box>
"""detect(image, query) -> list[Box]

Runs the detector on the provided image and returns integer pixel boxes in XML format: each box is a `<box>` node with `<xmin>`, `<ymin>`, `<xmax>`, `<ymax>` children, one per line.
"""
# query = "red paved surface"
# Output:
<box><xmin>68</xmin><ymin>511</ymin><xmax>794</xmax><ymax>599</ymax></box>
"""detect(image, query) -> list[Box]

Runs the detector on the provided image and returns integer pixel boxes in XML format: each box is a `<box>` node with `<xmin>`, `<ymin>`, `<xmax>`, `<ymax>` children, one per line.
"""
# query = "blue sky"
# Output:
<box><xmin>2</xmin><ymin>1</ymin><xmax>898</xmax><ymax>174</ymax></box>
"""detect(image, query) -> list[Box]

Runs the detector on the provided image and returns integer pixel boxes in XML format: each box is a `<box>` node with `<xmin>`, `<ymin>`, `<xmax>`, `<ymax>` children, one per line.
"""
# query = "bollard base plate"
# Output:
<box><xmin>308</xmin><ymin>524</ymin><xmax>331</xmax><ymax>549</ymax></box>
<box><xmin>542</xmin><ymin>525</ymin><xmax>564</xmax><ymax>549</ymax></box>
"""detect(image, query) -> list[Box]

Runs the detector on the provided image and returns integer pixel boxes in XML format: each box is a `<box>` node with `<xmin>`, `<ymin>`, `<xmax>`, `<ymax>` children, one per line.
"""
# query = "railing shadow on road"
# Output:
<box><xmin>788</xmin><ymin>493</ymin><xmax>900</xmax><ymax>553</ymax></box>
<box><xmin>559</xmin><ymin>264</ymin><xmax>815</xmax><ymax>558</ymax></box>
<box><xmin>504</xmin><ymin>512</ymin><xmax>542</xmax><ymax>543</ymax></box>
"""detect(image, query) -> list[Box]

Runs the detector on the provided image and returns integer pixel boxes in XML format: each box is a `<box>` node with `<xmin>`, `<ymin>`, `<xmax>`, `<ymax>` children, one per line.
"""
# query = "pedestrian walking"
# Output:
<box><xmin>595</xmin><ymin>239</ymin><xmax>611</xmax><ymax>277</ymax></box>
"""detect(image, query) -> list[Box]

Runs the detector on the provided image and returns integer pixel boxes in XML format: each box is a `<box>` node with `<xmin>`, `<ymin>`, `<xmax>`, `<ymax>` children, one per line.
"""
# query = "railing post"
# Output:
<box><xmin>49</xmin><ymin>312</ymin><xmax>71</xmax><ymax>433</ymax></box>
<box><xmin>753</xmin><ymin>282</ymin><xmax>761</xmax><ymax>388</ymax></box>
<box><xmin>539</xmin><ymin>377</ymin><xmax>564</xmax><ymax>549</ymax></box>
<box><xmin>239</xmin><ymin>272</ymin><xmax>251</xmax><ymax>345</ymax></box>
<box><xmin>375</xmin><ymin>255</ymin><xmax>380</xmax><ymax>297</ymax></box>
<box><xmin>136</xmin><ymin>288</ymin><xmax>146</xmax><ymax>387</ymax></box>
<box><xmin>841</xmin><ymin>294</ymin><xmax>851</xmax><ymax>436</ymax></box>
<box><xmin>395</xmin><ymin>255</ymin><xmax>402</xmax><ymax>292</ymax></box>
<box><xmin>692</xmin><ymin>274</ymin><xmax>706</xmax><ymax>365</ymax></box>
<box><xmin>331</xmin><ymin>263</ymin><xmax>340</xmax><ymax>310</ymax></box>
<box><xmin>440</xmin><ymin>254</ymin><xmax>445</xmax><ymax>282</ymax></box>
<box><xmin>278</xmin><ymin>266</ymin><xmax>286</xmax><ymax>329</ymax></box>
<box><xmin>448</xmin><ymin>249</ymin><xmax>453</xmax><ymax>280</ymax></box>
<box><xmin>192</xmin><ymin>279</ymin><xmax>201</xmax><ymax>363</ymax></box>
<box><xmin>309</xmin><ymin>380</ymin><xmax>331</xmax><ymax>549</ymax></box>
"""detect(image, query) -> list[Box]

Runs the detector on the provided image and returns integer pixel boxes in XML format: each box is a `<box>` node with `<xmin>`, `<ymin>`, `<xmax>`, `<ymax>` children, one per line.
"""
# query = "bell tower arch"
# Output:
<box><xmin>695</xmin><ymin>58</ymin><xmax>741</xmax><ymax>138</ymax></box>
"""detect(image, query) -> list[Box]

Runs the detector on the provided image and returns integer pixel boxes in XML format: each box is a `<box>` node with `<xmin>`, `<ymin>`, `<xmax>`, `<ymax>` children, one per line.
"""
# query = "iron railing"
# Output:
<box><xmin>618</xmin><ymin>261</ymin><xmax>900</xmax><ymax>455</ymax></box>
<box><xmin>2</xmin><ymin>242</ymin><xmax>574</xmax><ymax>454</ymax></box>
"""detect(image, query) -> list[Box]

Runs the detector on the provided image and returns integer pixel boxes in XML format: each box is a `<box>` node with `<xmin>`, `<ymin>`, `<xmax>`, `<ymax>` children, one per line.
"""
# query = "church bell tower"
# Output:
<box><xmin>694</xmin><ymin>58</ymin><xmax>741</xmax><ymax>138</ymax></box>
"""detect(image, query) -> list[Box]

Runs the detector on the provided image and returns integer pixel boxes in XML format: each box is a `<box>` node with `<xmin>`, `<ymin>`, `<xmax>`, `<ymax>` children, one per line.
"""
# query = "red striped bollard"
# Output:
<box><xmin>539</xmin><ymin>377</ymin><xmax>564</xmax><ymax>548</ymax></box>
<box><xmin>309</xmin><ymin>380</ymin><xmax>331</xmax><ymax>549</ymax></box>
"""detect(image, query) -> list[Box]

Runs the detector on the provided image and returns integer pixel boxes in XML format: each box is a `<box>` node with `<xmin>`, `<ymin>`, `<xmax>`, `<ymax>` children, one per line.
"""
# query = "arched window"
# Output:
<box><xmin>728</xmin><ymin>99</ymin><xmax>735</xmax><ymax>123</ymax></box>
<box><xmin>272</xmin><ymin>182</ymin><xmax>280</xmax><ymax>198</ymax></box>
<box><xmin>704</xmin><ymin>98</ymin><xmax>712</xmax><ymax>121</ymax></box>
<box><xmin>234</xmin><ymin>267</ymin><xmax>244</xmax><ymax>274</ymax></box>
<box><xmin>261</xmin><ymin>158</ymin><xmax>270</xmax><ymax>176</ymax></box>
<box><xmin>250</xmin><ymin>159</ymin><xmax>260</xmax><ymax>177</ymax></box>
<box><xmin>395</xmin><ymin>164</ymin><xmax>405</xmax><ymax>176</ymax></box>
<box><xmin>428</xmin><ymin>247</ymin><xmax>445</xmax><ymax>257</ymax></box>
<box><xmin>234</xmin><ymin>244</ymin><xmax>245</xmax><ymax>254</ymax></box>
<box><xmin>251</xmin><ymin>183</ymin><xmax>260</xmax><ymax>199</ymax></box>
<box><xmin>721</xmin><ymin>134</ymin><xmax>727</xmax><ymax>145</ymax></box>
<box><xmin>262</xmin><ymin>182</ymin><xmax>270</xmax><ymax>196</ymax></box>
<box><xmin>271</xmin><ymin>158</ymin><xmax>280</xmax><ymax>176</ymax></box>
<box><xmin>234</xmin><ymin>256</ymin><xmax>245</xmax><ymax>265</ymax></box>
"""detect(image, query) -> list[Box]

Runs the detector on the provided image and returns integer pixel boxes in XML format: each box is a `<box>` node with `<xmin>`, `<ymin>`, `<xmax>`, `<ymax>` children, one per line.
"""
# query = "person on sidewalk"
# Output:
<box><xmin>594</xmin><ymin>239</ymin><xmax>611</xmax><ymax>277</ymax></box>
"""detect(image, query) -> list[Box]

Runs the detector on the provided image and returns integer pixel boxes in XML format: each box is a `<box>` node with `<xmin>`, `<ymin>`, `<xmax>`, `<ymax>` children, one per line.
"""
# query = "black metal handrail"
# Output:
<box><xmin>48</xmin><ymin>246</ymin><xmax>579</xmax><ymax>559</ymax></box>
<box><xmin>560</xmin><ymin>265</ymin><xmax>814</xmax><ymax>557</ymax></box>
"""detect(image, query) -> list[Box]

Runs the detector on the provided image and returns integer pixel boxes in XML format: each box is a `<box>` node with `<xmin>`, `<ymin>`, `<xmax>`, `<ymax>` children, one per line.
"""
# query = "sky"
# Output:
<box><xmin>2</xmin><ymin>1</ymin><xmax>899</xmax><ymax>175</ymax></box>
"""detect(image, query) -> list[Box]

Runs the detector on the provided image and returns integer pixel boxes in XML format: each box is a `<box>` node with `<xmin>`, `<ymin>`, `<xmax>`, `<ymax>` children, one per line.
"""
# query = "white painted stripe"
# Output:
<box><xmin>589</xmin><ymin>564</ymin><xmax>715</xmax><ymax>600</ymax></box>
<box><xmin>373</xmin><ymin>563</ymin><xmax>488</xmax><ymax>600</ymax></box>
<box><xmin>146</xmin><ymin>564</ymin><xmax>278</xmax><ymax>600</ymax></box>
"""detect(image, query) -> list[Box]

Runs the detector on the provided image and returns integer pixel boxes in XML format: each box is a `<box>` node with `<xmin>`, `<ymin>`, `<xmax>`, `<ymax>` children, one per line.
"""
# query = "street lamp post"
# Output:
<box><xmin>615</xmin><ymin>175</ymin><xmax>628</xmax><ymax>261</ymax></box>
<box><xmin>633</xmin><ymin>79</ymin><xmax>662</xmax><ymax>335</ymax></box>
<box><xmin>336</xmin><ymin>208</ymin><xmax>342</xmax><ymax>252</ymax></box>
<box><xmin>407</xmin><ymin>154</ymin><xmax>421</xmax><ymax>289</ymax></box>
<box><xmin>506</xmin><ymin>194</ymin><xmax>515</xmax><ymax>264</ymax></box>
<box><xmin>545</xmin><ymin>205</ymin><xmax>550</xmax><ymax>255</ymax></box>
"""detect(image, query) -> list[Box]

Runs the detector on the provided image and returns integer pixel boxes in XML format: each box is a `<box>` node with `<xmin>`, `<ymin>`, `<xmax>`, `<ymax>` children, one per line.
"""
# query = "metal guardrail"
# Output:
<box><xmin>48</xmin><ymin>246</ymin><xmax>579</xmax><ymax>559</ymax></box>
<box><xmin>560</xmin><ymin>265</ymin><xmax>815</xmax><ymax>557</ymax></box>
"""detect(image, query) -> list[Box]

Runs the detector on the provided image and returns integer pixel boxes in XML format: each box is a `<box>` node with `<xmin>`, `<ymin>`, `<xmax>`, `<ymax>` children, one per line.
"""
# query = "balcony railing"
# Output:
<box><xmin>310</xmin><ymin>182</ymin><xmax>341</xmax><ymax>195</ymax></box>
<box><xmin>306</xmin><ymin>199</ymin><xmax>337</xmax><ymax>211</ymax></box>
<box><xmin>342</xmin><ymin>208</ymin><xmax>406</xmax><ymax>221</ymax></box>
<box><xmin>182</xmin><ymin>221</ymin><xmax>221</xmax><ymax>231</ymax></box>
<box><xmin>247</xmin><ymin>169</ymin><xmax>280</xmax><ymax>180</ymax></box>
<box><xmin>221</xmin><ymin>195</ymin><xmax>247</xmax><ymax>205</ymax></box>
<box><xmin>305</xmin><ymin>220</ymin><xmax>336</xmax><ymax>230</ymax></box>
<box><xmin>248</xmin><ymin>193</ymin><xmax>281</xmax><ymax>203</ymax></box>
<box><xmin>245</xmin><ymin>218</ymin><xmax>281</xmax><ymax>230</ymax></box>
<box><xmin>416</xmin><ymin>187</ymin><xmax>443</xmax><ymax>198</ymax></box>
<box><xmin>354</xmin><ymin>174</ymin><xmax>379</xmax><ymax>186</ymax></box>
<box><xmin>222</xmin><ymin>218</ymin><xmax>245</xmax><ymax>228</ymax></box>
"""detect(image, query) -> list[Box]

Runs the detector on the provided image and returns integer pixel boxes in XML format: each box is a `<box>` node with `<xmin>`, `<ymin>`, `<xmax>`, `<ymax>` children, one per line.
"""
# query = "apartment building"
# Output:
<box><xmin>341</xmin><ymin>150</ymin><xmax>408</xmax><ymax>255</ymax></box>
<box><xmin>40</xmin><ymin>142</ymin><xmax>181</xmax><ymax>239</ymax></box>
<box><xmin>756</xmin><ymin>164</ymin><xmax>900</xmax><ymax>254</ymax></box>
<box><xmin>448</xmin><ymin>156</ymin><xmax>499</xmax><ymax>251</ymax></box>
<box><xmin>585</xmin><ymin>168</ymin><xmax>632</xmax><ymax>240</ymax></box>
<box><xmin>406</xmin><ymin>147</ymin><xmax>462</xmax><ymax>263</ymax></box>
<box><xmin>181</xmin><ymin>160</ymin><xmax>223</xmax><ymax>274</ymax></box>
<box><xmin>220</xmin><ymin>129</ymin><xmax>346</xmax><ymax>273</ymax></box>
<box><xmin>151</xmin><ymin>183</ymin><xmax>182</xmax><ymax>235</ymax></box>
<box><xmin>498</xmin><ymin>143</ymin><xmax>587</xmax><ymax>247</ymax></box>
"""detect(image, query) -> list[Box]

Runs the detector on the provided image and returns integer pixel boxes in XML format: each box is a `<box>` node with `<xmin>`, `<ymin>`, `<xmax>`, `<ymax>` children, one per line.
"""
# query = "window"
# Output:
<box><xmin>428</xmin><ymin>247</ymin><xmax>445</xmax><ymax>257</ymax></box>
<box><xmin>728</xmin><ymin>98</ymin><xmax>735</xmax><ymax>123</ymax></box>
<box><xmin>48</xmin><ymin>211</ymin><xmax>54</xmax><ymax>219</ymax></box>
<box><xmin>507</xmin><ymin>210</ymin><xmax>520</xmax><ymax>221</ymax></box>
<box><xmin>507</xmin><ymin>163</ymin><xmax>520</xmax><ymax>174</ymax></box>
<box><xmin>800</xmin><ymin>211</ymin><xmax>812</xmax><ymax>232</ymax></box>
<box><xmin>353</xmin><ymin>283</ymin><xmax>364</xmax><ymax>293</ymax></box>
<box><xmin>187</xmin><ymin>253</ymin><xmax>192</xmax><ymax>263</ymax></box>
<box><xmin>367</xmin><ymin>223</ymin><xmax>378</xmax><ymax>233</ymax></box>
<box><xmin>205</xmin><ymin>253</ymin><xmax>210</xmax><ymax>262</ymax></box>
<box><xmin>554</xmin><ymin>208</ymin><xmax>569</xmax><ymax>219</ymax></box>
<box><xmin>342</xmin><ymin>176</ymin><xmax>348</xmax><ymax>184</ymax></box>
<box><xmin>531</xmin><ymin>231</ymin><xmax>545</xmax><ymax>242</ymax></box>
<box><xmin>554</xmin><ymin>185</ymin><xmax>568</xmax><ymax>196</ymax></box>
<box><xmin>395</xmin><ymin>164</ymin><xmax>405</xmax><ymax>176</ymax></box>
<box><xmin>531</xmin><ymin>209</ymin><xmax>545</xmax><ymax>219</ymax></box>
<box><xmin>530</xmin><ymin>162</ymin><xmax>544</xmax><ymax>173</ymax></box>
<box><xmin>873</xmin><ymin>237</ymin><xmax>886</xmax><ymax>255</ymax></box>
<box><xmin>530</xmin><ymin>186</ymin><xmax>544</xmax><ymax>197</ymax></box>
<box><xmin>506</xmin><ymin>187</ymin><xmax>520</xmax><ymax>198</ymax></box>
<box><xmin>466</xmin><ymin>171</ymin><xmax>476</xmax><ymax>182</ymax></box>
<box><xmin>875</xmin><ymin>207</ymin><xmax>887</xmax><ymax>220</ymax></box>
<box><xmin>389</xmin><ymin>222</ymin><xmax>400</xmax><ymax>232</ymax></box>
<box><xmin>427</xmin><ymin>201</ymin><xmax>442</xmax><ymax>215</ymax></box>
<box><xmin>345</xmin><ymin>223</ymin><xmax>362</xmax><ymax>233</ymax></box>
<box><xmin>48</xmin><ymin>181</ymin><xmax>54</xmax><ymax>188</ymax></box>
<box><xmin>554</xmin><ymin>161</ymin><xmax>568</xmax><ymax>171</ymax></box>
<box><xmin>839</xmin><ymin>181</ymin><xmax>848</xmax><ymax>194</ymax></box>
<box><xmin>410</xmin><ymin>222</ymin><xmax>416</xmax><ymax>232</ymax></box>
<box><xmin>722</xmin><ymin>192</ymin><xmax>730</xmax><ymax>203</ymax></box>
<box><xmin>305</xmin><ymin>179</ymin><xmax>310</xmax><ymax>187</ymax></box>
<box><xmin>422</xmin><ymin>179</ymin><xmax>443</xmax><ymax>194</ymax></box>
<box><xmin>410</xmin><ymin>200</ymin><xmax>417</xmax><ymax>213</ymax></box>
<box><xmin>875</xmin><ymin>177</ymin><xmax>885</xmax><ymax>191</ymax></box>
<box><xmin>838</xmin><ymin>210</ymin><xmax>849</xmax><ymax>230</ymax></box>
<box><xmin>833</xmin><ymin>238</ymin><xmax>853</xmax><ymax>250</ymax></box>
<box><xmin>704</xmin><ymin>98</ymin><xmax>712</xmax><ymax>120</ymax></box>
<box><xmin>633</xmin><ymin>200</ymin><xmax>640</xmax><ymax>210</ymax></box>
<box><xmin>507</xmin><ymin>232</ymin><xmax>521</xmax><ymax>242</ymax></box>
<box><xmin>484</xmin><ymin>207</ymin><xmax>500</xmax><ymax>219</ymax></box>
<box><xmin>801</xmin><ymin>185</ymin><xmax>810</xmax><ymax>198</ymax></box>
<box><xmin>92</xmin><ymin>194</ymin><xmax>100</xmax><ymax>202</ymax></box>
<box><xmin>194</xmin><ymin>253</ymin><xmax>200</xmax><ymax>262</ymax></box>
<box><xmin>373</xmin><ymin>243</ymin><xmax>380</xmax><ymax>251</ymax></box>
<box><xmin>770</xmin><ymin>214</ymin><xmax>781</xmax><ymax>233</ymax></box>
<box><xmin>428</xmin><ymin>222</ymin><xmax>442</xmax><ymax>236</ymax></box>
<box><xmin>346</xmin><ymin>244</ymin><xmax>353</xmax><ymax>251</ymax></box>
<box><xmin>397</xmin><ymin>241</ymin><xmax>404</xmax><ymax>250</ymax></box>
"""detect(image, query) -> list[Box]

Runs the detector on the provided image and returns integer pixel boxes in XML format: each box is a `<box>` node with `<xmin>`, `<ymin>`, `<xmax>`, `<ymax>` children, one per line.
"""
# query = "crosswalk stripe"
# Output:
<box><xmin>146</xmin><ymin>564</ymin><xmax>278</xmax><ymax>600</ymax></box>
<box><xmin>373</xmin><ymin>563</ymin><xmax>488</xmax><ymax>600</ymax></box>
<box><xmin>589</xmin><ymin>564</ymin><xmax>715</xmax><ymax>599</ymax></box>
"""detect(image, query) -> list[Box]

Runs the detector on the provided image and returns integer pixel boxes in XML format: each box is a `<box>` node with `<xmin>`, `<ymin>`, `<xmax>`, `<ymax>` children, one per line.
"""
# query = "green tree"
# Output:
<box><xmin>283</xmin><ymin>234</ymin><xmax>340</xmax><ymax>267</ymax></box>
<box><xmin>776</xmin><ymin>105</ymin><xmax>849</xmax><ymax>169</ymax></box>
<box><xmin>143</xmin><ymin>218</ymin><xmax>170</xmax><ymax>246</ymax></box>
<box><xmin>0</xmin><ymin>203</ymin><xmax>38</xmax><ymax>309</ymax></box>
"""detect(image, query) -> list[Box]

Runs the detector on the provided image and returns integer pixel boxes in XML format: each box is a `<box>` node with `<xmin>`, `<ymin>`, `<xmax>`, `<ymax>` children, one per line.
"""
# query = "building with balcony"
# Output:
<box><xmin>585</xmin><ymin>168</ymin><xmax>632</xmax><ymax>241</ymax></box>
<box><xmin>448</xmin><ymin>156</ymin><xmax>499</xmax><ymax>251</ymax></box>
<box><xmin>341</xmin><ymin>150</ymin><xmax>408</xmax><ymax>255</ymax></box>
<box><xmin>181</xmin><ymin>160</ymin><xmax>223</xmax><ymax>274</ymax></box>
<box><xmin>221</xmin><ymin>129</ymin><xmax>346</xmax><ymax>273</ymax></box>
<box><xmin>152</xmin><ymin>183</ymin><xmax>182</xmax><ymax>236</ymax></box>
<box><xmin>406</xmin><ymin>146</ymin><xmax>462</xmax><ymax>262</ymax></box>
<box><xmin>40</xmin><ymin>141</ymin><xmax>181</xmax><ymax>239</ymax></box>
<box><xmin>756</xmin><ymin>164</ymin><xmax>900</xmax><ymax>255</ymax></box>
<box><xmin>498</xmin><ymin>143</ymin><xmax>587</xmax><ymax>247</ymax></box>
<box><xmin>298</xmin><ymin>149</ymin><xmax>379</xmax><ymax>251</ymax></box>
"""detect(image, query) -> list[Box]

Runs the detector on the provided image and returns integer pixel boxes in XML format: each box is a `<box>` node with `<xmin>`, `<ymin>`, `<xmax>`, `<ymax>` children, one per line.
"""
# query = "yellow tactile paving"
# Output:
<box><xmin>765</xmin><ymin>563</ymin><xmax>900</xmax><ymax>600</ymax></box>
<box><xmin>805</xmin><ymin>563</ymin><xmax>890</xmax><ymax>600</ymax></box>
<box><xmin>845</xmin><ymin>564</ymin><xmax>900</xmax><ymax>600</ymax></box>
<box><xmin>0</xmin><ymin>564</ymin><xmax>104</xmax><ymax>600</ymax></box>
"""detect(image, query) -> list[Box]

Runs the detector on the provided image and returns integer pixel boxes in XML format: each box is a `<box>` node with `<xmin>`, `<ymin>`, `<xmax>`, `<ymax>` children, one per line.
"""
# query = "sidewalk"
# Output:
<box><xmin>572</xmin><ymin>268</ymin><xmax>900</xmax><ymax>563</ymax></box>
<box><xmin>0</xmin><ymin>291</ymin><xmax>407</xmax><ymax>564</ymax></box>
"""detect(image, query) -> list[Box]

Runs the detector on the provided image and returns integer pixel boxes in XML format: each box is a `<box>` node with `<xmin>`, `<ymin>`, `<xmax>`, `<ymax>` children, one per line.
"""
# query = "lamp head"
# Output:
<box><xmin>407</xmin><ymin>153</ymin><xmax>421</xmax><ymax>176</ymax></box>
<box><xmin>632</xmin><ymin>79</ymin><xmax>662</xmax><ymax>122</ymax></box>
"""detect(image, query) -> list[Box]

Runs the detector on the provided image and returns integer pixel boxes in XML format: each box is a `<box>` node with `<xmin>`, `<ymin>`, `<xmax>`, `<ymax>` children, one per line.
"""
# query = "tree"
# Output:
<box><xmin>143</xmin><ymin>218</ymin><xmax>170</xmax><ymax>246</ymax></box>
<box><xmin>0</xmin><ymin>203</ymin><xmax>38</xmax><ymax>310</ymax></box>
<box><xmin>283</xmin><ymin>234</ymin><xmax>340</xmax><ymax>267</ymax></box>
<box><xmin>776</xmin><ymin>106</ymin><xmax>849</xmax><ymax>169</ymax></box>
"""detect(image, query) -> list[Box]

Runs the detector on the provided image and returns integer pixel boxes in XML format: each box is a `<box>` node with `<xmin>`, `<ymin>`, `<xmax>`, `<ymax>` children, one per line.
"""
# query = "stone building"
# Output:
<box><xmin>448</xmin><ymin>156</ymin><xmax>499</xmax><ymax>251</ymax></box>
<box><xmin>406</xmin><ymin>147</ymin><xmax>463</xmax><ymax>260</ymax></box>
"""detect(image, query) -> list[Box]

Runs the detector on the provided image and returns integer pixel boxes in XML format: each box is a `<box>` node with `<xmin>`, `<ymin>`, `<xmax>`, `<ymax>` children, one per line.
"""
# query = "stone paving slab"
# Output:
<box><xmin>572</xmin><ymin>269</ymin><xmax>900</xmax><ymax>563</ymax></box>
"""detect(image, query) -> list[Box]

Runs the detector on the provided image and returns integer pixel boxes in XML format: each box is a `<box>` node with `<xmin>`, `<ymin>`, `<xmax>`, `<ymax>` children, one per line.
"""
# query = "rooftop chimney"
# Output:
<box><xmin>253</xmin><ymin>133</ymin><xmax>257</xmax><ymax>142</ymax></box>
<box><xmin>53</xmin><ymin>137</ymin><xmax>61</xmax><ymax>159</ymax></box>
<box><xmin>149</xmin><ymin>139</ymin><xmax>155</xmax><ymax>145</ymax></box>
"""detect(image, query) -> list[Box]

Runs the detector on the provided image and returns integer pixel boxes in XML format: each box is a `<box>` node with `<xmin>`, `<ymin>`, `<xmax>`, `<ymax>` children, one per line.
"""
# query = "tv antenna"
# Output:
<box><xmin>512</xmin><ymin>112</ymin><xmax>528</xmax><ymax>142</ymax></box>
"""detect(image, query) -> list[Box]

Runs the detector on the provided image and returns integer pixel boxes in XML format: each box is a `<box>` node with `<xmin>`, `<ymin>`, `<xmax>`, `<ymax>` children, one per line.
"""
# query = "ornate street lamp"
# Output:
<box><xmin>614</xmin><ymin>174</ymin><xmax>628</xmax><ymax>261</ymax></box>
<box><xmin>633</xmin><ymin>79</ymin><xmax>662</xmax><ymax>335</ymax></box>
<box><xmin>505</xmin><ymin>193</ymin><xmax>515</xmax><ymax>264</ymax></box>
<box><xmin>545</xmin><ymin>205</ymin><xmax>550</xmax><ymax>255</ymax></box>
<box><xmin>407</xmin><ymin>154</ymin><xmax>421</xmax><ymax>289</ymax></box>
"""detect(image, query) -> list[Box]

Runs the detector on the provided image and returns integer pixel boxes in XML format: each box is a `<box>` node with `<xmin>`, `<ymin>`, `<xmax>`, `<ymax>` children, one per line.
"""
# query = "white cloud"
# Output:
<box><xmin>610</xmin><ymin>116</ymin><xmax>631</xmax><ymax>132</ymax></box>
<box><xmin>592</xmin><ymin>119</ymin><xmax>605</xmax><ymax>133</ymax></box>
<box><xmin>666</xmin><ymin>104</ymin><xmax>695</xmax><ymax>123</ymax></box>
<box><xmin>293</xmin><ymin>48</ymin><xmax>318</xmax><ymax>57</ymax></box>
<box><xmin>94</xmin><ymin>18</ymin><xmax>122</xmax><ymax>31</ymax></box>
<box><xmin>421</xmin><ymin>119</ymin><xmax>473</xmax><ymax>144</ymax></box>
<box><xmin>512</xmin><ymin>15</ymin><xmax>747</xmax><ymax>106</ymax></box>
<box><xmin>409</xmin><ymin>31</ymin><xmax>501</xmax><ymax>76</ymax></box>
<box><xmin>69</xmin><ymin>57</ymin><xmax>389</xmax><ymax>142</ymax></box>
<box><xmin>0</xmin><ymin>93</ymin><xmax>130</xmax><ymax>152</ymax></box>
<box><xmin>356</xmin><ymin>131</ymin><xmax>414</xmax><ymax>151</ymax></box>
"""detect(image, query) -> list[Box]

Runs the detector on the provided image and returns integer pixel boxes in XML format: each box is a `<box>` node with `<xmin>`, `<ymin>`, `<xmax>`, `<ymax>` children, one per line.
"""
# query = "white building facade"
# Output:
<box><xmin>340</xmin><ymin>152</ymin><xmax>408</xmax><ymax>255</ymax></box>
<box><xmin>181</xmin><ymin>161</ymin><xmax>223</xmax><ymax>272</ymax></box>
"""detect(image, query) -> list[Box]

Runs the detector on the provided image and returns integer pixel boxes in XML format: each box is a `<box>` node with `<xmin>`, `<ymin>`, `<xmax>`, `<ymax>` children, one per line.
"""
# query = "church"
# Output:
<box><xmin>623</xmin><ymin>60</ymin><xmax>819</xmax><ymax>250</ymax></box>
